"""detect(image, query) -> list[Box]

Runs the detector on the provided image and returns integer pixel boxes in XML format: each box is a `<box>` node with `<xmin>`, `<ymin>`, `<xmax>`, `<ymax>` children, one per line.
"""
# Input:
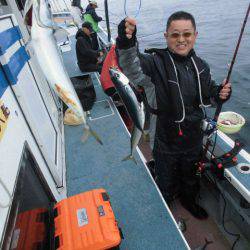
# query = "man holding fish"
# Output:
<box><xmin>115</xmin><ymin>11</ymin><xmax>231</xmax><ymax>219</ymax></box>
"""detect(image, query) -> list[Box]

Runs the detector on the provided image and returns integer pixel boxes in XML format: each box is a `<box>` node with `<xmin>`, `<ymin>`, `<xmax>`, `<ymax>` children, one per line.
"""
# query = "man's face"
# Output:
<box><xmin>164</xmin><ymin>20</ymin><xmax>197</xmax><ymax>56</ymax></box>
<box><xmin>83</xmin><ymin>27</ymin><xmax>91</xmax><ymax>36</ymax></box>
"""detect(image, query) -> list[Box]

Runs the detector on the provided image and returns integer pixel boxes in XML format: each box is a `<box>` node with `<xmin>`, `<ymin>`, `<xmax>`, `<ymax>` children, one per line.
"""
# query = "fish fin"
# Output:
<box><xmin>122</xmin><ymin>155</ymin><xmax>137</xmax><ymax>165</ymax></box>
<box><xmin>142</xmin><ymin>130</ymin><xmax>149</xmax><ymax>141</ymax></box>
<box><xmin>81</xmin><ymin>127</ymin><xmax>90</xmax><ymax>143</ymax></box>
<box><xmin>89</xmin><ymin>127</ymin><xmax>103</xmax><ymax>145</ymax></box>
<box><xmin>81</xmin><ymin>126</ymin><xmax>103</xmax><ymax>145</ymax></box>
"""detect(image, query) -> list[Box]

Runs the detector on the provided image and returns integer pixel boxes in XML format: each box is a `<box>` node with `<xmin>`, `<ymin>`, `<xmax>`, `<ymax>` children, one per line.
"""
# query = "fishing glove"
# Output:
<box><xmin>116</xmin><ymin>19</ymin><xmax>137</xmax><ymax>50</ymax></box>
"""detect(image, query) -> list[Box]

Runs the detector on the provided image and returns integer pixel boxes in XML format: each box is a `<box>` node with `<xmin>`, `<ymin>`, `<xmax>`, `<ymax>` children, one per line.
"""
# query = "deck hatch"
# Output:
<box><xmin>89</xmin><ymin>100</ymin><xmax>114</xmax><ymax>121</ymax></box>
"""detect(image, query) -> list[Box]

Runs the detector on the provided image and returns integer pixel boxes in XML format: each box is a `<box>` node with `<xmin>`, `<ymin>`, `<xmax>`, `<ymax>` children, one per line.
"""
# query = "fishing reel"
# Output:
<box><xmin>201</xmin><ymin>118</ymin><xmax>217</xmax><ymax>137</ymax></box>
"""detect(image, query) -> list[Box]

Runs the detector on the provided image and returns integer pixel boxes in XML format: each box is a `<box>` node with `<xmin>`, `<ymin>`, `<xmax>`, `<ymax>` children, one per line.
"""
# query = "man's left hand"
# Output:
<box><xmin>219</xmin><ymin>79</ymin><xmax>231</xmax><ymax>100</ymax></box>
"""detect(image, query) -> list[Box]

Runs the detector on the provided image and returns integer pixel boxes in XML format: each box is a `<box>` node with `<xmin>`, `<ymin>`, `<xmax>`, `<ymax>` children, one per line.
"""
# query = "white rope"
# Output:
<box><xmin>191</xmin><ymin>57</ymin><xmax>211</xmax><ymax>108</ymax></box>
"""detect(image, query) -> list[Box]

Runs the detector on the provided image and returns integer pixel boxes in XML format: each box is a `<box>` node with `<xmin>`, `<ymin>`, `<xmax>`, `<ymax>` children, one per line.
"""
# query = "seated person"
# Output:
<box><xmin>75</xmin><ymin>22</ymin><xmax>103</xmax><ymax>73</ymax></box>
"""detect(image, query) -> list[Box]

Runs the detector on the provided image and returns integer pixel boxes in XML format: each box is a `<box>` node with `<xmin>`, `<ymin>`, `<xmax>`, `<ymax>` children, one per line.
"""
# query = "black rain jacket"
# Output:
<box><xmin>75</xmin><ymin>29</ymin><xmax>99</xmax><ymax>71</ymax></box>
<box><xmin>139</xmin><ymin>48</ymin><xmax>220</xmax><ymax>150</ymax></box>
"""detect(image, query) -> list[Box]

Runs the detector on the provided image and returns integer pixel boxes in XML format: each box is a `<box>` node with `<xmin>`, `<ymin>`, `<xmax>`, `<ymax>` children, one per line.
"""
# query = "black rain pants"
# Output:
<box><xmin>153</xmin><ymin>139</ymin><xmax>202</xmax><ymax>204</ymax></box>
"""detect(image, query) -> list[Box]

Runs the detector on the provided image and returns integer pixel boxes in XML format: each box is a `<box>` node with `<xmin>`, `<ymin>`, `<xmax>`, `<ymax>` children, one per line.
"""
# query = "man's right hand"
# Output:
<box><xmin>124</xmin><ymin>17</ymin><xmax>137</xmax><ymax>39</ymax></box>
<box><xmin>117</xmin><ymin>17</ymin><xmax>137</xmax><ymax>49</ymax></box>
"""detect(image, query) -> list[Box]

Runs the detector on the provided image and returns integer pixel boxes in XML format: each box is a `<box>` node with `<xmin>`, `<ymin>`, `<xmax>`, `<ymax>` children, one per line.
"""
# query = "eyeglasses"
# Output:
<box><xmin>168</xmin><ymin>31</ymin><xmax>194</xmax><ymax>39</ymax></box>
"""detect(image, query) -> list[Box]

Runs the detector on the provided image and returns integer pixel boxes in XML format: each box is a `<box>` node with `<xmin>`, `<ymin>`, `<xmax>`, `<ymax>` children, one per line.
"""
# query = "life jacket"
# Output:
<box><xmin>83</xmin><ymin>14</ymin><xmax>99</xmax><ymax>32</ymax></box>
<box><xmin>100</xmin><ymin>45</ymin><xmax>121</xmax><ymax>96</ymax></box>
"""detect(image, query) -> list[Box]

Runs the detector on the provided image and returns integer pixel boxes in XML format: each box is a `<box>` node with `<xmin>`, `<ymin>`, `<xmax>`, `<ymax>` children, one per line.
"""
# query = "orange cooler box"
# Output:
<box><xmin>54</xmin><ymin>189</ymin><xmax>121</xmax><ymax>250</ymax></box>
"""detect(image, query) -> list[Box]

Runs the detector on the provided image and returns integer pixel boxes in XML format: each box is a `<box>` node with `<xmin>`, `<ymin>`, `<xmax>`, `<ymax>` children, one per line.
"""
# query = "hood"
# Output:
<box><xmin>75</xmin><ymin>29</ymin><xmax>88</xmax><ymax>39</ymax></box>
<box><xmin>86</xmin><ymin>4</ymin><xmax>94</xmax><ymax>12</ymax></box>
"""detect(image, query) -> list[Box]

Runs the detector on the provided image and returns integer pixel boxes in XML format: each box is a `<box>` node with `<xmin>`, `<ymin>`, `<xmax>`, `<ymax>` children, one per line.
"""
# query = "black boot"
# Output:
<box><xmin>146</xmin><ymin>159</ymin><xmax>156</xmax><ymax>179</ymax></box>
<box><xmin>180</xmin><ymin>198</ymin><xmax>208</xmax><ymax>220</ymax></box>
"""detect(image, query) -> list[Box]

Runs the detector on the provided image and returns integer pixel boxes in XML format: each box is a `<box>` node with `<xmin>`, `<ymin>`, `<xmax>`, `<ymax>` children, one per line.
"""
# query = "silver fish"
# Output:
<box><xmin>109</xmin><ymin>68</ymin><xmax>145</xmax><ymax>163</ymax></box>
<box><xmin>123</xmin><ymin>102</ymin><xmax>145</xmax><ymax>164</ymax></box>
<box><xmin>24</xmin><ymin>0</ymin><xmax>102</xmax><ymax>145</ymax></box>
<box><xmin>109</xmin><ymin>67</ymin><xmax>143</xmax><ymax>131</ymax></box>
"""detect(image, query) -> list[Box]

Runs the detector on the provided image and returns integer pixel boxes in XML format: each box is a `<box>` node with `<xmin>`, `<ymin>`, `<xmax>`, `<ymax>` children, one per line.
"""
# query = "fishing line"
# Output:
<box><xmin>205</xmin><ymin>169</ymin><xmax>241</xmax><ymax>250</ymax></box>
<box><xmin>98</xmin><ymin>9</ymin><xmax>121</xmax><ymax>18</ymax></box>
<box><xmin>221</xmin><ymin>191</ymin><xmax>241</xmax><ymax>249</ymax></box>
<box><xmin>137</xmin><ymin>30</ymin><xmax>165</xmax><ymax>39</ymax></box>
<box><xmin>210</xmin><ymin>131</ymin><xmax>218</xmax><ymax>158</ymax></box>
<box><xmin>101</xmin><ymin>20</ymin><xmax>119</xmax><ymax>26</ymax></box>
<box><xmin>124</xmin><ymin>0</ymin><xmax>142</xmax><ymax>18</ymax></box>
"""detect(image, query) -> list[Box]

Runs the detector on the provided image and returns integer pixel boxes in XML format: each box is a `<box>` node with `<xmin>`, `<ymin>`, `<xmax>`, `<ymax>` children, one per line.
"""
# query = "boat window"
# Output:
<box><xmin>0</xmin><ymin>0</ymin><xmax>8</xmax><ymax>6</ymax></box>
<box><xmin>1</xmin><ymin>144</ymin><xmax>55</xmax><ymax>250</ymax></box>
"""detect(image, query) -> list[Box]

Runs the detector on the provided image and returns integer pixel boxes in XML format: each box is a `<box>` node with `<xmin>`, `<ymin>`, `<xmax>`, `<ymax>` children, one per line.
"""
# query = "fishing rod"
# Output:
<box><xmin>213</xmin><ymin>3</ymin><xmax>250</xmax><ymax>122</ymax></box>
<box><xmin>198</xmin><ymin>3</ymin><xmax>250</xmax><ymax>172</ymax></box>
<box><xmin>137</xmin><ymin>30</ymin><xmax>165</xmax><ymax>39</ymax></box>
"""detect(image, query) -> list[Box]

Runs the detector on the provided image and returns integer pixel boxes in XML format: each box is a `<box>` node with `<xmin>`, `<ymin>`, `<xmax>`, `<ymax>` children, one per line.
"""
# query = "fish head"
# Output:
<box><xmin>109</xmin><ymin>67</ymin><xmax>129</xmax><ymax>87</ymax></box>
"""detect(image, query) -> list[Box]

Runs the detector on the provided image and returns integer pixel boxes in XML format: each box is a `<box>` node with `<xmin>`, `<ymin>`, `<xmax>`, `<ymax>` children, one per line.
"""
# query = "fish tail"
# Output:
<box><xmin>122</xmin><ymin>155</ymin><xmax>137</xmax><ymax>165</ymax></box>
<box><xmin>89</xmin><ymin>127</ymin><xmax>103</xmax><ymax>145</ymax></box>
<box><xmin>81</xmin><ymin>126</ymin><xmax>103</xmax><ymax>145</ymax></box>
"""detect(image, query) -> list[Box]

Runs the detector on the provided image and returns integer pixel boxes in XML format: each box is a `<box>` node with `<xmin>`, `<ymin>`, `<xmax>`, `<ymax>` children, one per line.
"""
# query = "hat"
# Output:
<box><xmin>89</xmin><ymin>0</ymin><xmax>98</xmax><ymax>7</ymax></box>
<box><xmin>82</xmin><ymin>22</ymin><xmax>93</xmax><ymax>32</ymax></box>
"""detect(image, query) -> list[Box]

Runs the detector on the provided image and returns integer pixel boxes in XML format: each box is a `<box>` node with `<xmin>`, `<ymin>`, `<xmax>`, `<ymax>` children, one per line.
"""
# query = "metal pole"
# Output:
<box><xmin>104</xmin><ymin>0</ymin><xmax>111</xmax><ymax>42</ymax></box>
